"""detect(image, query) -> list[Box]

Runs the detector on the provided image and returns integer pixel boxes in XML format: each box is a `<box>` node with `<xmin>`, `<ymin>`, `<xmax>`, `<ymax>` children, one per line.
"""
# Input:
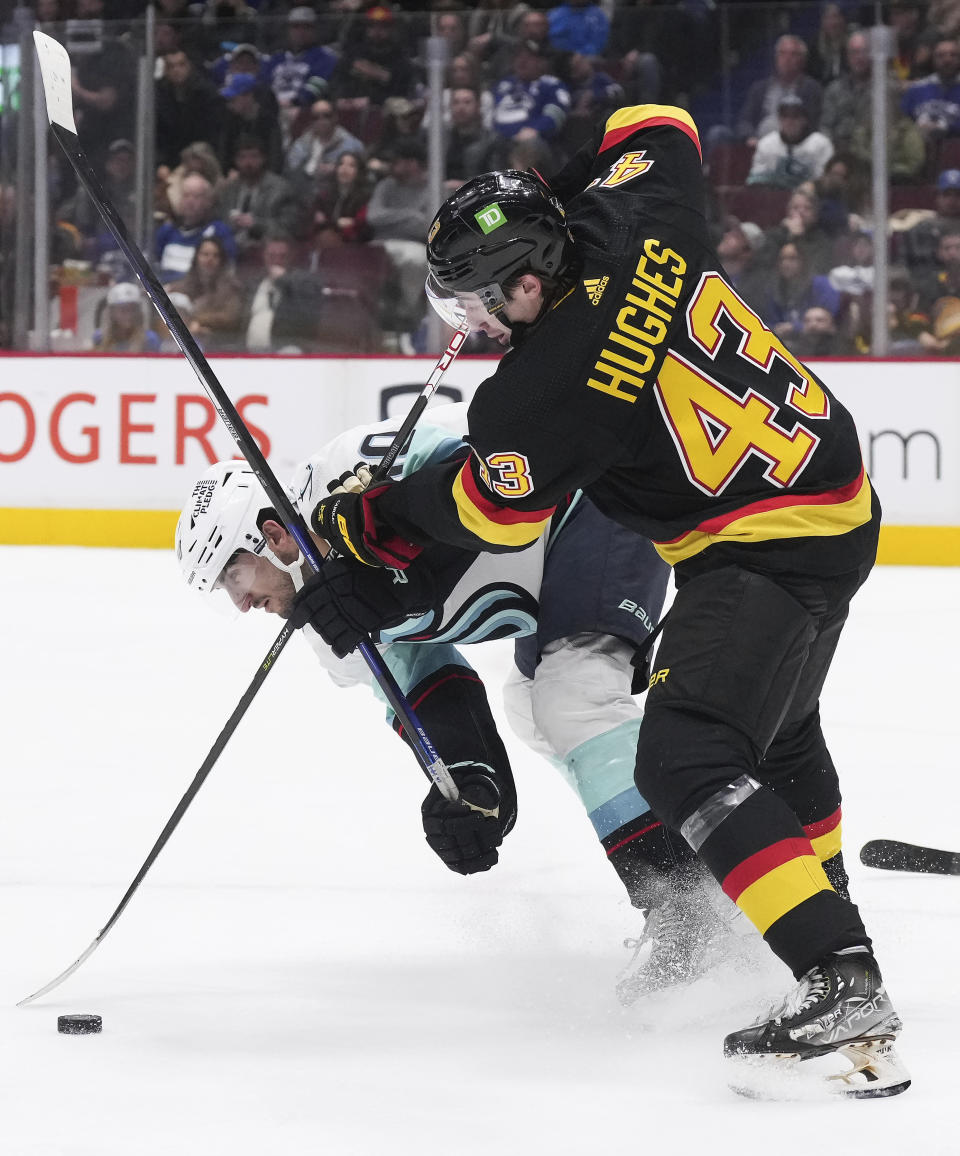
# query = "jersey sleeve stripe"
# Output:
<box><xmin>652</xmin><ymin>470</ymin><xmax>872</xmax><ymax>565</ymax></box>
<box><xmin>600</xmin><ymin>104</ymin><xmax>702</xmax><ymax>161</ymax></box>
<box><xmin>451</xmin><ymin>460</ymin><xmax>554</xmax><ymax>547</ymax></box>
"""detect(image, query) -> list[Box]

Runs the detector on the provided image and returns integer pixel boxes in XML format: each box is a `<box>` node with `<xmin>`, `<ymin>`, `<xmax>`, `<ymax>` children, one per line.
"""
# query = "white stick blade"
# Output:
<box><xmin>33</xmin><ymin>31</ymin><xmax>77</xmax><ymax>135</ymax></box>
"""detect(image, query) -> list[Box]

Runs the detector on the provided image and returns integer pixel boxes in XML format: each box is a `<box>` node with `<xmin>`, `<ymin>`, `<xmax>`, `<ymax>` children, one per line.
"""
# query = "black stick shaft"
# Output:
<box><xmin>47</xmin><ymin>120</ymin><xmax>452</xmax><ymax>792</ymax></box>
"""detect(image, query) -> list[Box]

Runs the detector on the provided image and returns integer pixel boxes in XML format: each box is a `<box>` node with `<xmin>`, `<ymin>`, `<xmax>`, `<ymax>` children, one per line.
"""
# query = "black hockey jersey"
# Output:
<box><xmin>379</xmin><ymin>105</ymin><xmax>878</xmax><ymax>577</ymax></box>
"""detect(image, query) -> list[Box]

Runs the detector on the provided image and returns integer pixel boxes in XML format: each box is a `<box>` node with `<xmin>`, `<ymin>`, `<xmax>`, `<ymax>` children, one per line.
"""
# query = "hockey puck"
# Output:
<box><xmin>57</xmin><ymin>1013</ymin><xmax>102</xmax><ymax>1035</ymax></box>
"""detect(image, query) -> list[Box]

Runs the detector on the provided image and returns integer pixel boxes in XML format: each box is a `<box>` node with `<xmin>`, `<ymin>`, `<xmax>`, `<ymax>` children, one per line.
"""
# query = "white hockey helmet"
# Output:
<box><xmin>176</xmin><ymin>460</ymin><xmax>291</xmax><ymax>594</ymax></box>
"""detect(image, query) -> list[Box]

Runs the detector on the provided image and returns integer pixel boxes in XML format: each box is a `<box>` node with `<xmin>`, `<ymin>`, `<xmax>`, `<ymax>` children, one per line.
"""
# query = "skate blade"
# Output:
<box><xmin>727</xmin><ymin>1038</ymin><xmax>911</xmax><ymax>1101</ymax></box>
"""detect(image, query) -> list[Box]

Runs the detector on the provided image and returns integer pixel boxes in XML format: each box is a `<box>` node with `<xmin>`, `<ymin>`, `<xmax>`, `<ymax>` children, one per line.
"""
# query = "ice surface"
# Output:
<box><xmin>1</xmin><ymin>548</ymin><xmax>956</xmax><ymax>1154</ymax></box>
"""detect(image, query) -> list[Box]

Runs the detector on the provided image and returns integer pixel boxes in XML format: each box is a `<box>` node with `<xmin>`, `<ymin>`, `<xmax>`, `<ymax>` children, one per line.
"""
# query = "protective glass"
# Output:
<box><xmin>425</xmin><ymin>275</ymin><xmax>513</xmax><ymax>345</ymax></box>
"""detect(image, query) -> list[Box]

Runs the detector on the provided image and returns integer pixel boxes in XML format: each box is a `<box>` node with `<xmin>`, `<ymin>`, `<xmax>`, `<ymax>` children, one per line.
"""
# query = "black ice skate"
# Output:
<box><xmin>616</xmin><ymin>888</ymin><xmax>736</xmax><ymax>1005</ymax></box>
<box><xmin>724</xmin><ymin>949</ymin><xmax>911</xmax><ymax>1099</ymax></box>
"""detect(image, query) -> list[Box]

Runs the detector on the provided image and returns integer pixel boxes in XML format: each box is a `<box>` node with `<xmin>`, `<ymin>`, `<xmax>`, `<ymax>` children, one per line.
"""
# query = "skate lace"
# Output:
<box><xmin>764</xmin><ymin>966</ymin><xmax>832</xmax><ymax>1025</ymax></box>
<box><xmin>623</xmin><ymin>899</ymin><xmax>686</xmax><ymax>960</ymax></box>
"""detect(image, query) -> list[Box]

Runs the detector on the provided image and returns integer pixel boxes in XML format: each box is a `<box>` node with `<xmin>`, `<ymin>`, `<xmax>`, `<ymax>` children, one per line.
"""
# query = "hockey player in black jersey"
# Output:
<box><xmin>292</xmin><ymin>105</ymin><xmax>909</xmax><ymax>1097</ymax></box>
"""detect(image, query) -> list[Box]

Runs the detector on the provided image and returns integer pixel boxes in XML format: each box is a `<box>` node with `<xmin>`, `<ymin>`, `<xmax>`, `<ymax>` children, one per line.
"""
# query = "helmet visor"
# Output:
<box><xmin>425</xmin><ymin>275</ymin><xmax>513</xmax><ymax>345</ymax></box>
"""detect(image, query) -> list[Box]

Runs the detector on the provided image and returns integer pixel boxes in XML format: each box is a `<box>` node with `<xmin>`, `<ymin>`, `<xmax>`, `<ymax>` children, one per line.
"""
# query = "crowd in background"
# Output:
<box><xmin>6</xmin><ymin>0</ymin><xmax>960</xmax><ymax>357</ymax></box>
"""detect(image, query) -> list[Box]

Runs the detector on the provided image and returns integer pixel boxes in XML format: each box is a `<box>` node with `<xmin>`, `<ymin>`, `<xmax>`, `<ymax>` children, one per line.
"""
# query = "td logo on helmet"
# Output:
<box><xmin>475</xmin><ymin>203</ymin><xmax>507</xmax><ymax>234</ymax></box>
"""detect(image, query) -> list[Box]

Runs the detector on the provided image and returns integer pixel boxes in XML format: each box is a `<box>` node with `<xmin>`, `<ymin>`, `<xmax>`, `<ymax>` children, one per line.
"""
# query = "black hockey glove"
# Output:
<box><xmin>288</xmin><ymin>556</ymin><xmax>434</xmax><ymax>658</ymax></box>
<box><xmin>422</xmin><ymin>764</ymin><xmax>515</xmax><ymax>875</ymax></box>
<box><xmin>310</xmin><ymin>482</ymin><xmax>421</xmax><ymax>569</ymax></box>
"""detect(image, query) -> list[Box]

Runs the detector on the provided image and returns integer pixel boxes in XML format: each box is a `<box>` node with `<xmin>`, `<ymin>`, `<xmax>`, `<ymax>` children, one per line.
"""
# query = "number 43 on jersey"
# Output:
<box><xmin>656</xmin><ymin>273</ymin><xmax>830</xmax><ymax>497</ymax></box>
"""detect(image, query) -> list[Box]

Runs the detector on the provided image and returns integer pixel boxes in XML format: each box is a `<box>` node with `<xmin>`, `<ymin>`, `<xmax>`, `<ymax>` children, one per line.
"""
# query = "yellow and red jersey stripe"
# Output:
<box><xmin>653</xmin><ymin>468</ymin><xmax>873</xmax><ymax>566</ymax></box>
<box><xmin>451</xmin><ymin>459</ymin><xmax>555</xmax><ymax>549</ymax></box>
<box><xmin>600</xmin><ymin>105</ymin><xmax>702</xmax><ymax>161</ymax></box>
<box><xmin>722</xmin><ymin>836</ymin><xmax>835</xmax><ymax>935</ymax></box>
<box><xmin>804</xmin><ymin>806</ymin><xmax>843</xmax><ymax>863</ymax></box>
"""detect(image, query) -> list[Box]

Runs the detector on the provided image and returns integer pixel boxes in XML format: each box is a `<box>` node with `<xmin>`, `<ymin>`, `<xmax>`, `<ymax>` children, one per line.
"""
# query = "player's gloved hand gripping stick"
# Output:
<box><xmin>19</xmin><ymin>32</ymin><xmax>469</xmax><ymax>1007</ymax></box>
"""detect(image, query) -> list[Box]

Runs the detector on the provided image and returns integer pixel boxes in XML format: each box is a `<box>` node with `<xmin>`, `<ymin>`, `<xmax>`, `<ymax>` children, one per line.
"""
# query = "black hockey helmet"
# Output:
<box><xmin>426</xmin><ymin>170</ymin><xmax>572</xmax><ymax>306</ymax></box>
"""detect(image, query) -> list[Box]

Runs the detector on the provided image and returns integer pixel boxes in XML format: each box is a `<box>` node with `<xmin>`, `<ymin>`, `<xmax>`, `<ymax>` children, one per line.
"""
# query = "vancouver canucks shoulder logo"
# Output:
<box><xmin>583</xmin><ymin>275</ymin><xmax>609</xmax><ymax>305</ymax></box>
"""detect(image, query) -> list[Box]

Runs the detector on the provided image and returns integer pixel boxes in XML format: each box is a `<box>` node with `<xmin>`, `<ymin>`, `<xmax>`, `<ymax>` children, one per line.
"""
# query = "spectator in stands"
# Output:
<box><xmin>716</xmin><ymin>216</ymin><xmax>765</xmax><ymax>300</ymax></box>
<box><xmin>563</xmin><ymin>53</ymin><xmax>624</xmax><ymax>150</ymax></box>
<box><xmin>445</xmin><ymin>87</ymin><xmax>504</xmax><ymax>190</ymax></box>
<box><xmin>828</xmin><ymin>228</ymin><xmax>876</xmax><ymax>300</ymax></box>
<box><xmin>367</xmin><ymin>96</ymin><xmax>429</xmax><ymax>179</ymax></box>
<box><xmin>898</xmin><ymin>167</ymin><xmax>960</xmax><ymax>271</ymax></box>
<box><xmin>902</xmin><ymin>37</ymin><xmax>960</xmax><ymax>148</ymax></box>
<box><xmin>245</xmin><ymin>234</ymin><xmax>296</xmax><ymax>353</ymax></box>
<box><xmin>763</xmin><ymin>185</ymin><xmax>836</xmax><ymax>273</ymax></box>
<box><xmin>885</xmin><ymin>264</ymin><xmax>936</xmax><ymax>353</ymax></box>
<box><xmin>915</xmin><ymin>224</ymin><xmax>960</xmax><ymax>311</ymax></box>
<box><xmin>889</xmin><ymin>0</ymin><xmax>933</xmax><ymax>84</ymax></box>
<box><xmin>753</xmin><ymin>239</ymin><xmax>843</xmax><ymax>337</ymax></box>
<box><xmin>156</xmin><ymin>50</ymin><xmax>224</xmax><ymax>172</ymax></box>
<box><xmin>209</xmin><ymin>42</ymin><xmax>270</xmax><ymax>93</ymax></box>
<box><xmin>193</xmin><ymin>0</ymin><xmax>258</xmax><ymax>61</ymax></box>
<box><xmin>547</xmin><ymin>0</ymin><xmax>609</xmax><ymax>58</ymax></box>
<box><xmin>424</xmin><ymin>53</ymin><xmax>496</xmax><ymax>133</ymax></box>
<box><xmin>220</xmin><ymin>136</ymin><xmax>306</xmax><ymax>268</ymax></box>
<box><xmin>219</xmin><ymin>74</ymin><xmax>285</xmax><ymax>176</ymax></box>
<box><xmin>504</xmin><ymin>132</ymin><xmax>555</xmax><ymax>175</ymax></box>
<box><xmin>59</xmin><ymin>138</ymin><xmax>136</xmax><ymax>262</ymax></box>
<box><xmin>333</xmin><ymin>5</ymin><xmax>417</xmax><ymax>110</ymax></box>
<box><xmin>157</xmin><ymin>141</ymin><xmax>225</xmax><ymax>225</ymax></box>
<box><xmin>747</xmin><ymin>95</ymin><xmax>834</xmax><ymax>189</ymax></box>
<box><xmin>814</xmin><ymin>153</ymin><xmax>869</xmax><ymax>235</ymax></box>
<box><xmin>67</xmin><ymin>0</ymin><xmax>136</xmax><ymax>178</ymax></box>
<box><xmin>268</xmin><ymin>7</ymin><xmax>339</xmax><ymax>112</ymax></box>
<box><xmin>928</xmin><ymin>0</ymin><xmax>960</xmax><ymax>40</ymax></box>
<box><xmin>805</xmin><ymin>3</ymin><xmax>849</xmax><ymax>86</ymax></box>
<box><xmin>167</xmin><ymin>235</ymin><xmax>245</xmax><ymax>351</ymax></box>
<box><xmin>491</xmin><ymin>39</ymin><xmax>570</xmax><ymax>159</ymax></box>
<box><xmin>789</xmin><ymin>304</ymin><xmax>855</xmax><ymax>356</ymax></box>
<box><xmin>823</xmin><ymin>31</ymin><xmax>887</xmax><ymax>152</ymax></box>
<box><xmin>154</xmin><ymin>21</ymin><xmax>189</xmax><ymax>80</ymax></box>
<box><xmin>824</xmin><ymin>27</ymin><xmax>928</xmax><ymax>183</ymax></box>
<box><xmin>467</xmin><ymin>2</ymin><xmax>532</xmax><ymax>64</ymax></box>
<box><xmin>92</xmin><ymin>281</ymin><xmax>161</xmax><ymax>352</ymax></box>
<box><xmin>483</xmin><ymin>9</ymin><xmax>557</xmax><ymax>82</ymax></box>
<box><xmin>432</xmin><ymin>10</ymin><xmax>469</xmax><ymax>60</ymax></box>
<box><xmin>735</xmin><ymin>35</ymin><xmax>824</xmax><ymax>148</ymax></box>
<box><xmin>155</xmin><ymin>173</ymin><xmax>237</xmax><ymax>283</ymax></box>
<box><xmin>284</xmin><ymin>98</ymin><xmax>366</xmax><ymax>182</ymax></box>
<box><xmin>311</xmin><ymin>150</ymin><xmax>373</xmax><ymax>247</ymax></box>
<box><xmin>366</xmin><ymin>137</ymin><xmax>433</xmax><ymax>352</ymax></box>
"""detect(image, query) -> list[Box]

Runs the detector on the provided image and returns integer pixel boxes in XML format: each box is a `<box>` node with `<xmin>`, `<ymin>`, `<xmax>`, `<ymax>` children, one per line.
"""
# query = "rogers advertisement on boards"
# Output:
<box><xmin>0</xmin><ymin>355</ymin><xmax>957</xmax><ymax>528</ymax></box>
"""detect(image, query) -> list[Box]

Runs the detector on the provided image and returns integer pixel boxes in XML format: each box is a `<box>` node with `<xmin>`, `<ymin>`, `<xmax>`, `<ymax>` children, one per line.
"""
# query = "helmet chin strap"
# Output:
<box><xmin>261</xmin><ymin>542</ymin><xmax>308</xmax><ymax>591</ymax></box>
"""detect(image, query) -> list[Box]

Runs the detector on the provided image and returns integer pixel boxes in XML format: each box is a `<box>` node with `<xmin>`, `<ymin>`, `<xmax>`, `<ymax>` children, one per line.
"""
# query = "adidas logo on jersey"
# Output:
<box><xmin>583</xmin><ymin>275</ymin><xmax>609</xmax><ymax>305</ymax></box>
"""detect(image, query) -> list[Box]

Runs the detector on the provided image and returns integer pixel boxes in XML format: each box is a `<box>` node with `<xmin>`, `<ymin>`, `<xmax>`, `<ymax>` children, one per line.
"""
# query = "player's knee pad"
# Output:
<box><xmin>634</xmin><ymin>702</ymin><xmax>756</xmax><ymax>831</ymax></box>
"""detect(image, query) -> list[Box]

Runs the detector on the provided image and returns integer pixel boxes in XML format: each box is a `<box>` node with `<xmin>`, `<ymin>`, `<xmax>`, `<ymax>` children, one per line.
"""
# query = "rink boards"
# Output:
<box><xmin>0</xmin><ymin>353</ymin><xmax>957</xmax><ymax>564</ymax></box>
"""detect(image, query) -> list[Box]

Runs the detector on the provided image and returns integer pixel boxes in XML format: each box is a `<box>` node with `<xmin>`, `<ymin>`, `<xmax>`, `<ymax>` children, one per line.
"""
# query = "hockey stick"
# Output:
<box><xmin>17</xmin><ymin>626</ymin><xmax>291</xmax><ymax>1007</ymax></box>
<box><xmin>16</xmin><ymin>319</ymin><xmax>470</xmax><ymax>1009</ymax></box>
<box><xmin>33</xmin><ymin>31</ymin><xmax>456</xmax><ymax>801</ymax></box>
<box><xmin>860</xmin><ymin>839</ymin><xmax>960</xmax><ymax>876</ymax></box>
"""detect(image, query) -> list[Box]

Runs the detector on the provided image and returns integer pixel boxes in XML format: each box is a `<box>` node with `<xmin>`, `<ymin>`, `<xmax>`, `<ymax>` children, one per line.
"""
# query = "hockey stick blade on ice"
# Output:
<box><xmin>17</xmin><ymin>625</ymin><xmax>293</xmax><ymax>1006</ymax></box>
<box><xmin>18</xmin><ymin>322</ymin><xmax>469</xmax><ymax>1007</ymax></box>
<box><xmin>860</xmin><ymin>839</ymin><xmax>960</xmax><ymax>876</ymax></box>
<box><xmin>33</xmin><ymin>31</ymin><xmax>456</xmax><ymax>802</ymax></box>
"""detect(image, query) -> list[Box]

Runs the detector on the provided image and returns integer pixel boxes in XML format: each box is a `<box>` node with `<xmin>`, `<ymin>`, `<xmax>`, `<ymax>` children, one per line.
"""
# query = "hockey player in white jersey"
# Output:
<box><xmin>177</xmin><ymin>403</ymin><xmax>736</xmax><ymax>1000</ymax></box>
